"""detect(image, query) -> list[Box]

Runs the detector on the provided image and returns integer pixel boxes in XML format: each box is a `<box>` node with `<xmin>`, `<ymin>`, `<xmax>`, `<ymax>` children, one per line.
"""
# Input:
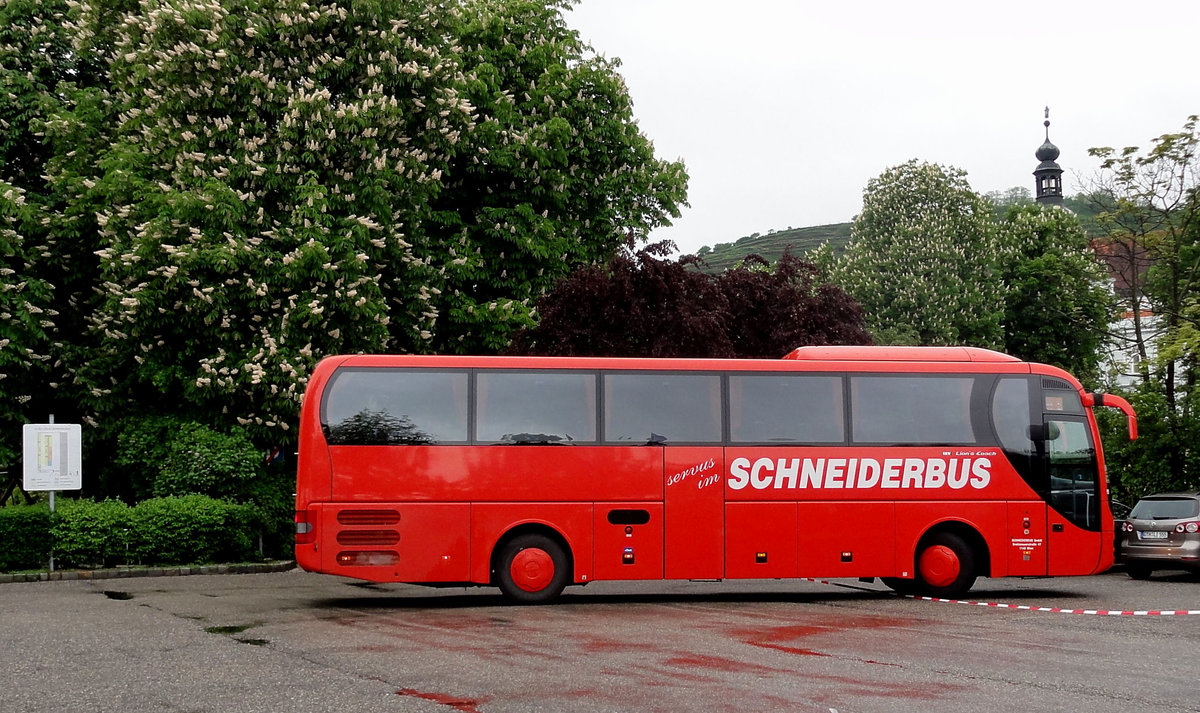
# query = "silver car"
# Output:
<box><xmin>1120</xmin><ymin>492</ymin><xmax>1200</xmax><ymax>579</ymax></box>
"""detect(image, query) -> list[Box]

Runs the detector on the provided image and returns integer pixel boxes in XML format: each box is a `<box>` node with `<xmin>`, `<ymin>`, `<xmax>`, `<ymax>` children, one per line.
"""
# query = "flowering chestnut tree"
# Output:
<box><xmin>18</xmin><ymin>0</ymin><xmax>687</xmax><ymax>445</ymax></box>
<box><xmin>0</xmin><ymin>0</ymin><xmax>75</xmax><ymax>472</ymax></box>
<box><xmin>827</xmin><ymin>160</ymin><xmax>1010</xmax><ymax>348</ymax></box>
<box><xmin>0</xmin><ymin>183</ymin><xmax>56</xmax><ymax>472</ymax></box>
<box><xmin>74</xmin><ymin>0</ymin><xmax>471</xmax><ymax>438</ymax></box>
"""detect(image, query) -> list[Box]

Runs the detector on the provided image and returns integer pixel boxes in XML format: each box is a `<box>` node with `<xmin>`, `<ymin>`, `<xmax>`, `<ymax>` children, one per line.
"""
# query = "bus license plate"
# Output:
<box><xmin>1138</xmin><ymin>530</ymin><xmax>1169</xmax><ymax>540</ymax></box>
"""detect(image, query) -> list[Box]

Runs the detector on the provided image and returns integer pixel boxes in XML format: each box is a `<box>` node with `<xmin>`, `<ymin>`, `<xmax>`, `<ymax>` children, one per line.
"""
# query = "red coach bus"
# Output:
<box><xmin>294</xmin><ymin>347</ymin><xmax>1137</xmax><ymax>603</ymax></box>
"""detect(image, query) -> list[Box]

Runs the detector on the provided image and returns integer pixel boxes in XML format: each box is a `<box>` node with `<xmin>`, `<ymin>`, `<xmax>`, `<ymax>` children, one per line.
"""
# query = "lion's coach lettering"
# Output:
<box><xmin>727</xmin><ymin>456</ymin><xmax>993</xmax><ymax>491</ymax></box>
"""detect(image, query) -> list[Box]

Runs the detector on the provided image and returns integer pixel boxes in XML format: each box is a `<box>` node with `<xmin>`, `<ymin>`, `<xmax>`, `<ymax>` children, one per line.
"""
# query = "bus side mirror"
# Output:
<box><xmin>1091</xmin><ymin>391</ymin><xmax>1139</xmax><ymax>441</ymax></box>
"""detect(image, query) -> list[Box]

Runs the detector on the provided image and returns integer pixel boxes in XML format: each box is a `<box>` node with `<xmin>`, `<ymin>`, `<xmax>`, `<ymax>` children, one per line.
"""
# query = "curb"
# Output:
<box><xmin>0</xmin><ymin>560</ymin><xmax>296</xmax><ymax>584</ymax></box>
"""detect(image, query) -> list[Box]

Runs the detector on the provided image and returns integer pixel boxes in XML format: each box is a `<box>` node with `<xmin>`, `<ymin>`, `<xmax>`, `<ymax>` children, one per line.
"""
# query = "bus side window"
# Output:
<box><xmin>604</xmin><ymin>373</ymin><xmax>722</xmax><ymax>444</ymax></box>
<box><xmin>476</xmin><ymin>371</ymin><xmax>597</xmax><ymax>444</ymax></box>
<box><xmin>850</xmin><ymin>375</ymin><xmax>979</xmax><ymax>445</ymax></box>
<box><xmin>728</xmin><ymin>374</ymin><xmax>844</xmax><ymax>443</ymax></box>
<box><xmin>991</xmin><ymin>378</ymin><xmax>1034</xmax><ymax>457</ymax></box>
<box><xmin>322</xmin><ymin>369</ymin><xmax>469</xmax><ymax>445</ymax></box>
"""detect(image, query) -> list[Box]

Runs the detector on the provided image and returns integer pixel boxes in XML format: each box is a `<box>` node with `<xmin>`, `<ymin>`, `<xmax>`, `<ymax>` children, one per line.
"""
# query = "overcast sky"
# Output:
<box><xmin>564</xmin><ymin>0</ymin><xmax>1200</xmax><ymax>256</ymax></box>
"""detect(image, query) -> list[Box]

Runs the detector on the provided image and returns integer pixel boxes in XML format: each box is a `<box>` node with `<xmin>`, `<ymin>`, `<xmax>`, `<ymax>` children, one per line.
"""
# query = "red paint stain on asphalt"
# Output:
<box><xmin>395</xmin><ymin>688</ymin><xmax>488</xmax><ymax>712</ymax></box>
<box><xmin>664</xmin><ymin>653</ymin><xmax>789</xmax><ymax>675</ymax></box>
<box><xmin>582</xmin><ymin>638</ymin><xmax>661</xmax><ymax>654</ymax></box>
<box><xmin>733</xmin><ymin>616</ymin><xmax>920</xmax><ymax>661</ymax></box>
<box><xmin>735</xmin><ymin>623</ymin><xmax>833</xmax><ymax>657</ymax></box>
<box><xmin>753</xmin><ymin>641</ymin><xmax>833</xmax><ymax>657</ymax></box>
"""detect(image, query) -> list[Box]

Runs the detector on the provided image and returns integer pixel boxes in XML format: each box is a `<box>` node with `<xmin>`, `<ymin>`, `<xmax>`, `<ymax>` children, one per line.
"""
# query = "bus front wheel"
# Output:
<box><xmin>495</xmin><ymin>534</ymin><xmax>570</xmax><ymax>605</ymax></box>
<box><xmin>912</xmin><ymin>532</ymin><xmax>977</xmax><ymax>599</ymax></box>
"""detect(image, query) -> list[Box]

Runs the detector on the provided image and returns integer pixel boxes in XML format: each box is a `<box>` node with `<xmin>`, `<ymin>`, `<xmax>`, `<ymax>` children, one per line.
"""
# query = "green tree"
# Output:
<box><xmin>999</xmin><ymin>203</ymin><xmax>1113</xmax><ymax>383</ymax></box>
<box><xmin>827</xmin><ymin>160</ymin><xmax>1008</xmax><ymax>348</ymax></box>
<box><xmin>1086</xmin><ymin>115</ymin><xmax>1200</xmax><ymax>491</ymax></box>
<box><xmin>430</xmin><ymin>0</ymin><xmax>688</xmax><ymax>352</ymax></box>
<box><xmin>1097</xmin><ymin>383</ymin><xmax>1200</xmax><ymax>502</ymax></box>
<box><xmin>1088</xmin><ymin>116</ymin><xmax>1200</xmax><ymax>380</ymax></box>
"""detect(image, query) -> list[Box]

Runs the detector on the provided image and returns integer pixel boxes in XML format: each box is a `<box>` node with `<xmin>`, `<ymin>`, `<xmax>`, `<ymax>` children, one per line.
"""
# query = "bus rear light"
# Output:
<box><xmin>337</xmin><ymin>551</ymin><xmax>400</xmax><ymax>567</ymax></box>
<box><xmin>1175</xmin><ymin>522</ymin><xmax>1199</xmax><ymax>534</ymax></box>
<box><xmin>295</xmin><ymin>512</ymin><xmax>315</xmax><ymax>545</ymax></box>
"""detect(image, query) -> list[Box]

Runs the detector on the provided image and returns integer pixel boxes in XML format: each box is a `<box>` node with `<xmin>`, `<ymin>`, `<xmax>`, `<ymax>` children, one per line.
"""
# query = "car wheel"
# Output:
<box><xmin>495</xmin><ymin>533</ymin><xmax>571</xmax><ymax>604</ymax></box>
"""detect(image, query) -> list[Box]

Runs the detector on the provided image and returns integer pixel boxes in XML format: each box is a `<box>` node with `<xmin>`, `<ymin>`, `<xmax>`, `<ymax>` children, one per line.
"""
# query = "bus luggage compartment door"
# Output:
<box><xmin>725</xmin><ymin>502</ymin><xmax>798</xmax><ymax>578</ymax></box>
<box><xmin>593</xmin><ymin>504</ymin><xmax>664</xmax><ymax>581</ymax></box>
<box><xmin>796</xmin><ymin>502</ymin><xmax>896</xmax><ymax>578</ymax></box>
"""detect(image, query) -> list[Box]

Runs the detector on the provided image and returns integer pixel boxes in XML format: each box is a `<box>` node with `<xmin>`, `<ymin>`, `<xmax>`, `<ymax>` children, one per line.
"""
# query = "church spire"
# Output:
<box><xmin>1034</xmin><ymin>107</ymin><xmax>1064</xmax><ymax>205</ymax></box>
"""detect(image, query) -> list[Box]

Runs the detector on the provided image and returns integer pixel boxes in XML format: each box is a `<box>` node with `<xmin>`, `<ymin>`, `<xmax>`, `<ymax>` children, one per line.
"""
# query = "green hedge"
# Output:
<box><xmin>0</xmin><ymin>496</ymin><xmax>264</xmax><ymax>572</ymax></box>
<box><xmin>50</xmin><ymin>499</ymin><xmax>131</xmax><ymax>569</ymax></box>
<box><xmin>127</xmin><ymin>496</ymin><xmax>258</xmax><ymax>566</ymax></box>
<box><xmin>0</xmin><ymin>505</ymin><xmax>52</xmax><ymax>571</ymax></box>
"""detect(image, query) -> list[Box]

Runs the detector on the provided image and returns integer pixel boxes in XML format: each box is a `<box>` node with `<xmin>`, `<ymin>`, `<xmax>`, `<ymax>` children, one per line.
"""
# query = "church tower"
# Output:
<box><xmin>1034</xmin><ymin>107</ymin><xmax>1064</xmax><ymax>205</ymax></box>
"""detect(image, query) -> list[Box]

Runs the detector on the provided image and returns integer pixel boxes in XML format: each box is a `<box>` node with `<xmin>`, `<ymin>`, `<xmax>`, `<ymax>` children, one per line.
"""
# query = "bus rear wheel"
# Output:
<box><xmin>495</xmin><ymin>534</ymin><xmax>570</xmax><ymax>605</ymax></box>
<box><xmin>912</xmin><ymin>532</ymin><xmax>977</xmax><ymax>599</ymax></box>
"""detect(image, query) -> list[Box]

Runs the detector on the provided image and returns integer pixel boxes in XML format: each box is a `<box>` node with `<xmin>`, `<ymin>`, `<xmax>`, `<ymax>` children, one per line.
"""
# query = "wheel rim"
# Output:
<box><xmin>510</xmin><ymin>548</ymin><xmax>555</xmax><ymax>592</ymax></box>
<box><xmin>918</xmin><ymin>544</ymin><xmax>960</xmax><ymax>588</ymax></box>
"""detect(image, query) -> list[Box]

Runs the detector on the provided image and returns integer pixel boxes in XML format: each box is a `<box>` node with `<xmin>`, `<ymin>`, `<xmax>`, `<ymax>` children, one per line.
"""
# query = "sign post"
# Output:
<box><xmin>23</xmin><ymin>418</ymin><xmax>83</xmax><ymax>572</ymax></box>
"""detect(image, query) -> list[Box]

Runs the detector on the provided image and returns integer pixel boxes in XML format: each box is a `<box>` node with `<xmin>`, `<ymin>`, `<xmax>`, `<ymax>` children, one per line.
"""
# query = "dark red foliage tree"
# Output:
<box><xmin>718</xmin><ymin>254</ymin><xmax>875</xmax><ymax>357</ymax></box>
<box><xmin>508</xmin><ymin>244</ymin><xmax>872</xmax><ymax>358</ymax></box>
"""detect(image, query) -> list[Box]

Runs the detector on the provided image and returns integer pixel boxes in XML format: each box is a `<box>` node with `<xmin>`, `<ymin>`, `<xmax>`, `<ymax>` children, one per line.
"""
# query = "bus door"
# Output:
<box><xmin>1042</xmin><ymin>415</ymin><xmax>1103</xmax><ymax>574</ymax></box>
<box><xmin>663</xmin><ymin>447</ymin><xmax>724</xmax><ymax>579</ymax></box>
<box><xmin>994</xmin><ymin>375</ymin><xmax>1047</xmax><ymax>576</ymax></box>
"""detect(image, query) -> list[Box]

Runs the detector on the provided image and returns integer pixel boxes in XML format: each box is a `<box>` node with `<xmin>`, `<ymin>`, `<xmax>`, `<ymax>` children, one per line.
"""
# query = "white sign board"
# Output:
<box><xmin>23</xmin><ymin>423</ymin><xmax>82</xmax><ymax>491</ymax></box>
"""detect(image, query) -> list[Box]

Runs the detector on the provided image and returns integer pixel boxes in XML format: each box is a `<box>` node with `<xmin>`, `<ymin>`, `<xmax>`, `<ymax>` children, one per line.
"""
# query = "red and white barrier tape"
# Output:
<box><xmin>910</xmin><ymin>596</ymin><xmax>1200</xmax><ymax>616</ymax></box>
<box><xmin>800</xmin><ymin>577</ymin><xmax>1200</xmax><ymax>616</ymax></box>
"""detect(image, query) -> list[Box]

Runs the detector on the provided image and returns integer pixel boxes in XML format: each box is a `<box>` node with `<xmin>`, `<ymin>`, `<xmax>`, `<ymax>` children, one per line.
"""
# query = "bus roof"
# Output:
<box><xmin>783</xmin><ymin>346</ymin><xmax>1022</xmax><ymax>363</ymax></box>
<box><xmin>317</xmin><ymin>346</ymin><xmax>1028</xmax><ymax>375</ymax></box>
